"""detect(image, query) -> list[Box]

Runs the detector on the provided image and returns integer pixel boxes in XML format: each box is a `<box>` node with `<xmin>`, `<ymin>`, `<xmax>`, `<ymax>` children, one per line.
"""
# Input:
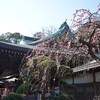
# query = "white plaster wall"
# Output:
<box><xmin>65</xmin><ymin>77</ymin><xmax>73</xmax><ymax>84</ymax></box>
<box><xmin>95</xmin><ymin>72</ymin><xmax>100</xmax><ymax>82</ymax></box>
<box><xmin>74</xmin><ymin>74</ymin><xmax>93</xmax><ymax>84</ymax></box>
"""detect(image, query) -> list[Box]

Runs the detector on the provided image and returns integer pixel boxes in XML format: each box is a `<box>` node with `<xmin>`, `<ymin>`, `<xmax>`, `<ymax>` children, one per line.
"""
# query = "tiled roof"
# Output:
<box><xmin>72</xmin><ymin>61</ymin><xmax>100</xmax><ymax>72</ymax></box>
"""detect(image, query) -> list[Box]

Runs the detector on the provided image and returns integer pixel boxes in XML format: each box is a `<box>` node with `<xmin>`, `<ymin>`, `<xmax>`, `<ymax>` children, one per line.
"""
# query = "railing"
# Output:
<box><xmin>24</xmin><ymin>95</ymin><xmax>37</xmax><ymax>100</ymax></box>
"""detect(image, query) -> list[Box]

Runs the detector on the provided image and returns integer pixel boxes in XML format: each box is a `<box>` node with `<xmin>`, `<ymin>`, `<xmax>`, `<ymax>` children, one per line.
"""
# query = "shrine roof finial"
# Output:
<box><xmin>65</xmin><ymin>19</ymin><xmax>67</xmax><ymax>22</ymax></box>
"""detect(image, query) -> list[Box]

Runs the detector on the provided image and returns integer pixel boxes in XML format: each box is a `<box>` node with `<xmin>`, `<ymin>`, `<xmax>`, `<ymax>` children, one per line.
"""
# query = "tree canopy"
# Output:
<box><xmin>0</xmin><ymin>32</ymin><xmax>22</xmax><ymax>44</ymax></box>
<box><xmin>70</xmin><ymin>8</ymin><xmax>100</xmax><ymax>62</ymax></box>
<box><xmin>32</xmin><ymin>25</ymin><xmax>57</xmax><ymax>39</ymax></box>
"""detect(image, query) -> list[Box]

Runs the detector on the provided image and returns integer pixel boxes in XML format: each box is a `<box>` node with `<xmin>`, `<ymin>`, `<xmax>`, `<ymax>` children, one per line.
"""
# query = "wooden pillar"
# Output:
<box><xmin>93</xmin><ymin>72</ymin><xmax>96</xmax><ymax>95</ymax></box>
<box><xmin>93</xmin><ymin>72</ymin><xmax>95</xmax><ymax>82</ymax></box>
<box><xmin>72</xmin><ymin>76</ymin><xmax>74</xmax><ymax>84</ymax></box>
<box><xmin>72</xmin><ymin>76</ymin><xmax>75</xmax><ymax>96</ymax></box>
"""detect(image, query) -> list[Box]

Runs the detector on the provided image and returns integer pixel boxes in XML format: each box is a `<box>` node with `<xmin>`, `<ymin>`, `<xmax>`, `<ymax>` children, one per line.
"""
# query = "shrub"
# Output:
<box><xmin>2</xmin><ymin>93</ymin><xmax>22</xmax><ymax>100</ymax></box>
<box><xmin>16</xmin><ymin>82</ymin><xmax>32</xmax><ymax>94</ymax></box>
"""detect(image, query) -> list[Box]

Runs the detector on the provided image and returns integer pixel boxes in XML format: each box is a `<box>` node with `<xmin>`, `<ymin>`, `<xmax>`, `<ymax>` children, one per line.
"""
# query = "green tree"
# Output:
<box><xmin>33</xmin><ymin>32</ymin><xmax>43</xmax><ymax>39</ymax></box>
<box><xmin>0</xmin><ymin>32</ymin><xmax>22</xmax><ymax>44</ymax></box>
<box><xmin>2</xmin><ymin>93</ymin><xmax>22</xmax><ymax>100</ymax></box>
<box><xmin>18</xmin><ymin>55</ymin><xmax>76</xmax><ymax>100</ymax></box>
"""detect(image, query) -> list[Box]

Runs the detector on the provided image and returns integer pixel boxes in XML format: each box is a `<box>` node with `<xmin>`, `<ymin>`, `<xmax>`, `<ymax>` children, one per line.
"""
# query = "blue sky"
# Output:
<box><xmin>0</xmin><ymin>0</ymin><xmax>100</xmax><ymax>36</ymax></box>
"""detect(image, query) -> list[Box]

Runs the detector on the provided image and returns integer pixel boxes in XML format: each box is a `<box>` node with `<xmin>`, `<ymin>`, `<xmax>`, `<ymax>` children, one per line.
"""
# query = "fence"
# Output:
<box><xmin>24</xmin><ymin>94</ymin><xmax>38</xmax><ymax>100</ymax></box>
